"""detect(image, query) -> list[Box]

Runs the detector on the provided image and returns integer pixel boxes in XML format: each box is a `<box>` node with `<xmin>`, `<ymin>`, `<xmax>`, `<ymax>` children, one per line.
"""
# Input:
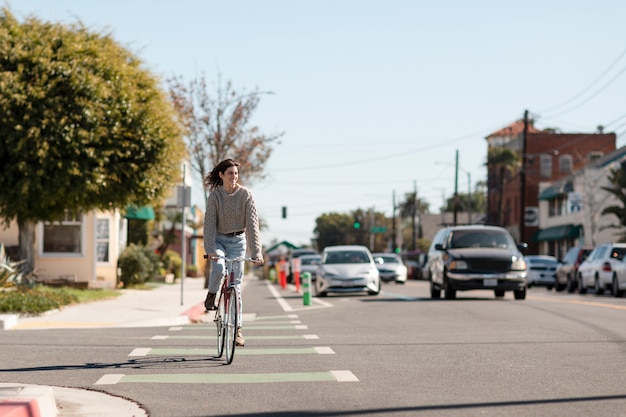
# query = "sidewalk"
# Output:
<box><xmin>0</xmin><ymin>276</ymin><xmax>214</xmax><ymax>417</ymax></box>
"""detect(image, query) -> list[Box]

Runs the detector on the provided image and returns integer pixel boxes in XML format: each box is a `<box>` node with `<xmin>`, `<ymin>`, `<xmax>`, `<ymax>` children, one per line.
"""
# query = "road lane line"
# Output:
<box><xmin>96</xmin><ymin>371</ymin><xmax>358</xmax><ymax>384</ymax></box>
<box><xmin>314</xmin><ymin>347</ymin><xmax>335</xmax><ymax>354</ymax></box>
<box><xmin>331</xmin><ymin>370</ymin><xmax>359</xmax><ymax>382</ymax></box>
<box><xmin>528</xmin><ymin>295</ymin><xmax>626</xmax><ymax>310</ymax></box>
<box><xmin>128</xmin><ymin>348</ymin><xmax>151</xmax><ymax>357</ymax></box>
<box><xmin>151</xmin><ymin>334</ymin><xmax>319</xmax><ymax>340</ymax></box>
<box><xmin>95</xmin><ymin>374</ymin><xmax>125</xmax><ymax>385</ymax></box>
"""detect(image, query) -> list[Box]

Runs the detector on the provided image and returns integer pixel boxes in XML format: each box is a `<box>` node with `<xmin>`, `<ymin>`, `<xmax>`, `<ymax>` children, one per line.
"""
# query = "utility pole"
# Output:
<box><xmin>412</xmin><ymin>180</ymin><xmax>417</xmax><ymax>251</ymax></box>
<box><xmin>392</xmin><ymin>190</ymin><xmax>397</xmax><ymax>252</ymax></box>
<box><xmin>519</xmin><ymin>109</ymin><xmax>529</xmax><ymax>243</ymax></box>
<box><xmin>453</xmin><ymin>149</ymin><xmax>459</xmax><ymax>226</ymax></box>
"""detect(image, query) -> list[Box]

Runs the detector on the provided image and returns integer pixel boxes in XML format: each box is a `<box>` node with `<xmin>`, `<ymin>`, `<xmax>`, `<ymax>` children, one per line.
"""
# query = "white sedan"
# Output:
<box><xmin>372</xmin><ymin>253</ymin><xmax>408</xmax><ymax>284</ymax></box>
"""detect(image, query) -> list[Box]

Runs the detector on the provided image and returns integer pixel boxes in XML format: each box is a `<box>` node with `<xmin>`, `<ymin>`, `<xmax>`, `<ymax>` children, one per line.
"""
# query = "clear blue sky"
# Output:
<box><xmin>12</xmin><ymin>0</ymin><xmax>626</xmax><ymax>247</ymax></box>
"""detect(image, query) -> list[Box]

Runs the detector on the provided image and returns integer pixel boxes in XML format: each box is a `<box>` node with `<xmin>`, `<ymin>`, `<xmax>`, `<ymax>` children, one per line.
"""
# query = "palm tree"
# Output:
<box><xmin>601</xmin><ymin>167</ymin><xmax>626</xmax><ymax>242</ymax></box>
<box><xmin>486</xmin><ymin>147</ymin><xmax>520</xmax><ymax>226</ymax></box>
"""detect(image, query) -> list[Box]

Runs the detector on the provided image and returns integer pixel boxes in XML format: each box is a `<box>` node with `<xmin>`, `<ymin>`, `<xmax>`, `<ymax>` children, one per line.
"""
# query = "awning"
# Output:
<box><xmin>125</xmin><ymin>205</ymin><xmax>155</xmax><ymax>220</ymax></box>
<box><xmin>533</xmin><ymin>224</ymin><xmax>582</xmax><ymax>242</ymax></box>
<box><xmin>539</xmin><ymin>186</ymin><xmax>564</xmax><ymax>201</ymax></box>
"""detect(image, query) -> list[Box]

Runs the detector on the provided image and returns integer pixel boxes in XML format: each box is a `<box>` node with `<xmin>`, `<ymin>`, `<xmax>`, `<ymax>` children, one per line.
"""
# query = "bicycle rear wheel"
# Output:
<box><xmin>215</xmin><ymin>290</ymin><xmax>226</xmax><ymax>358</ymax></box>
<box><xmin>224</xmin><ymin>287</ymin><xmax>239</xmax><ymax>364</ymax></box>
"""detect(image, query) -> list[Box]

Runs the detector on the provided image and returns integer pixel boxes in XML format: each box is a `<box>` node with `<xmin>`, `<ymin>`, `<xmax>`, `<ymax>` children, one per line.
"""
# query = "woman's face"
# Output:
<box><xmin>219</xmin><ymin>166</ymin><xmax>239</xmax><ymax>187</ymax></box>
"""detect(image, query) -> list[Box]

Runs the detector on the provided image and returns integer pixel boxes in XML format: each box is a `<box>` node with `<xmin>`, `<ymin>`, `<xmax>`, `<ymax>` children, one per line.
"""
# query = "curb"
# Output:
<box><xmin>0</xmin><ymin>384</ymin><xmax>57</xmax><ymax>417</ymax></box>
<box><xmin>0</xmin><ymin>315</ymin><xmax>17</xmax><ymax>331</ymax></box>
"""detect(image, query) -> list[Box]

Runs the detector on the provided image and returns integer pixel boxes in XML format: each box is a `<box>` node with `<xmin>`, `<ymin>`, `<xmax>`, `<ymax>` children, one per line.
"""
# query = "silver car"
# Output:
<box><xmin>577</xmin><ymin>243</ymin><xmax>626</xmax><ymax>295</ymax></box>
<box><xmin>372</xmin><ymin>253</ymin><xmax>408</xmax><ymax>284</ymax></box>
<box><xmin>315</xmin><ymin>245</ymin><xmax>381</xmax><ymax>297</ymax></box>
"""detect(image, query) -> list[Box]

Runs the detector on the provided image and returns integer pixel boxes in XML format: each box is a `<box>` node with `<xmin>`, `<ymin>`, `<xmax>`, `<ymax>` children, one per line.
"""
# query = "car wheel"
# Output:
<box><xmin>514</xmin><ymin>287</ymin><xmax>526</xmax><ymax>300</ymax></box>
<box><xmin>395</xmin><ymin>279</ymin><xmax>406</xmax><ymax>285</ymax></box>
<box><xmin>612</xmin><ymin>275</ymin><xmax>624</xmax><ymax>298</ymax></box>
<box><xmin>494</xmin><ymin>289</ymin><xmax>505</xmax><ymax>298</ymax></box>
<box><xmin>443</xmin><ymin>277</ymin><xmax>456</xmax><ymax>300</ymax></box>
<box><xmin>594</xmin><ymin>275</ymin><xmax>604</xmax><ymax>295</ymax></box>
<box><xmin>555</xmin><ymin>282</ymin><xmax>566</xmax><ymax>292</ymax></box>
<box><xmin>314</xmin><ymin>279</ymin><xmax>327</xmax><ymax>297</ymax></box>
<box><xmin>430</xmin><ymin>280</ymin><xmax>441</xmax><ymax>299</ymax></box>
<box><xmin>578</xmin><ymin>275</ymin><xmax>587</xmax><ymax>294</ymax></box>
<box><xmin>566</xmin><ymin>274</ymin><xmax>576</xmax><ymax>293</ymax></box>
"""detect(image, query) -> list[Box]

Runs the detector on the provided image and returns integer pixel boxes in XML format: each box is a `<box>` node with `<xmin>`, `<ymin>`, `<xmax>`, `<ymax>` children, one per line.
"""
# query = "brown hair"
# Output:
<box><xmin>204</xmin><ymin>158</ymin><xmax>240</xmax><ymax>191</ymax></box>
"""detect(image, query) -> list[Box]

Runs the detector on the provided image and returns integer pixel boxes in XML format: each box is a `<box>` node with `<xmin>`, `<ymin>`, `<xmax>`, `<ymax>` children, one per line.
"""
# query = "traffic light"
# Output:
<box><xmin>281</xmin><ymin>206</ymin><xmax>287</xmax><ymax>219</ymax></box>
<box><xmin>394</xmin><ymin>247</ymin><xmax>401</xmax><ymax>254</ymax></box>
<box><xmin>353</xmin><ymin>215</ymin><xmax>361</xmax><ymax>229</ymax></box>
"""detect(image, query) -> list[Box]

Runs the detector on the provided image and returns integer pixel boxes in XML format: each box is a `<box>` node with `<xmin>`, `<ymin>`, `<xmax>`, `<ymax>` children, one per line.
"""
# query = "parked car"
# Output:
<box><xmin>287</xmin><ymin>248</ymin><xmax>318</xmax><ymax>283</ymax></box>
<box><xmin>555</xmin><ymin>246</ymin><xmax>593</xmax><ymax>292</ymax></box>
<box><xmin>525</xmin><ymin>255</ymin><xmax>559</xmax><ymax>289</ymax></box>
<box><xmin>372</xmin><ymin>253</ymin><xmax>408</xmax><ymax>284</ymax></box>
<box><xmin>297</xmin><ymin>254</ymin><xmax>321</xmax><ymax>282</ymax></box>
<box><xmin>577</xmin><ymin>243</ymin><xmax>626</xmax><ymax>295</ymax></box>
<box><xmin>609</xmin><ymin>256</ymin><xmax>626</xmax><ymax>298</ymax></box>
<box><xmin>315</xmin><ymin>245</ymin><xmax>380</xmax><ymax>297</ymax></box>
<box><xmin>426</xmin><ymin>225</ymin><xmax>528</xmax><ymax>300</ymax></box>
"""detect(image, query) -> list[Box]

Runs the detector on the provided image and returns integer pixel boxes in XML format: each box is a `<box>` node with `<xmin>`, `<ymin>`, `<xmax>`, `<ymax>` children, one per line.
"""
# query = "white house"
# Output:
<box><xmin>536</xmin><ymin>146</ymin><xmax>626</xmax><ymax>259</ymax></box>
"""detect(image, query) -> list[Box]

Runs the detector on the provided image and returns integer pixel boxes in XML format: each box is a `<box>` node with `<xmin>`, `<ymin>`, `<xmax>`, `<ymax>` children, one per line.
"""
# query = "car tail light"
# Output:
<box><xmin>602</xmin><ymin>262</ymin><xmax>612</xmax><ymax>272</ymax></box>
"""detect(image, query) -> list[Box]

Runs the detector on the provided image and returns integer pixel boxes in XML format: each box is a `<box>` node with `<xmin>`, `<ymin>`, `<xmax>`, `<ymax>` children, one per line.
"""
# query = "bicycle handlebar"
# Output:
<box><xmin>203</xmin><ymin>254</ymin><xmax>260</xmax><ymax>263</ymax></box>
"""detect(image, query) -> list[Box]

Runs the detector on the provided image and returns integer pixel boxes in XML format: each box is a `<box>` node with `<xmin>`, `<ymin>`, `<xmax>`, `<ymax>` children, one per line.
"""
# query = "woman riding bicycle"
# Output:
<box><xmin>203</xmin><ymin>158</ymin><xmax>264</xmax><ymax>347</ymax></box>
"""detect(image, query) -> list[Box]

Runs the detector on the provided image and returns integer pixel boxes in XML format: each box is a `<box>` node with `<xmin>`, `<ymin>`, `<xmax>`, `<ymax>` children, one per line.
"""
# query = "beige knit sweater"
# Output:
<box><xmin>203</xmin><ymin>185</ymin><xmax>263</xmax><ymax>259</ymax></box>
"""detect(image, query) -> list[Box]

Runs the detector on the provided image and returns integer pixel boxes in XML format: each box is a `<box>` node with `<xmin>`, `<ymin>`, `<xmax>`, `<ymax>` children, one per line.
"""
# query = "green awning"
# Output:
<box><xmin>539</xmin><ymin>186</ymin><xmax>564</xmax><ymax>201</ymax></box>
<box><xmin>125</xmin><ymin>205</ymin><xmax>155</xmax><ymax>220</ymax></box>
<box><xmin>533</xmin><ymin>224</ymin><xmax>582</xmax><ymax>242</ymax></box>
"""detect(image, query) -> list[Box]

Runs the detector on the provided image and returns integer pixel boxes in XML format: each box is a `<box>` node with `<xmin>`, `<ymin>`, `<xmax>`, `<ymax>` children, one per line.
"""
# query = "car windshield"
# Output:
<box><xmin>379</xmin><ymin>256</ymin><xmax>399</xmax><ymax>264</ymax></box>
<box><xmin>300</xmin><ymin>257</ymin><xmax>319</xmax><ymax>265</ymax></box>
<box><xmin>448</xmin><ymin>230</ymin><xmax>514</xmax><ymax>249</ymax></box>
<box><xmin>324</xmin><ymin>251</ymin><xmax>369</xmax><ymax>264</ymax></box>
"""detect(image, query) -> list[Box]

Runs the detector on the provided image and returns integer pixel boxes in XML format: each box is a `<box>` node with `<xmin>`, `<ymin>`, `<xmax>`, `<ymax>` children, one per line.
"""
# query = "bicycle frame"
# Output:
<box><xmin>209</xmin><ymin>255</ymin><xmax>254</xmax><ymax>364</ymax></box>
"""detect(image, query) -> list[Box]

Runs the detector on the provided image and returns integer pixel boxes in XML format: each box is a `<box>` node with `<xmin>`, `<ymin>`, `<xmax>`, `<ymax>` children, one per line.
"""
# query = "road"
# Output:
<box><xmin>1</xmin><ymin>278</ymin><xmax>626</xmax><ymax>417</ymax></box>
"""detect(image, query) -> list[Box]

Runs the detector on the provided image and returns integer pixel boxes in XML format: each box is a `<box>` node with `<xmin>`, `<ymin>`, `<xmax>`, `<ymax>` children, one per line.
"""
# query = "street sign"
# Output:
<box><xmin>370</xmin><ymin>226</ymin><xmax>387</xmax><ymax>233</ymax></box>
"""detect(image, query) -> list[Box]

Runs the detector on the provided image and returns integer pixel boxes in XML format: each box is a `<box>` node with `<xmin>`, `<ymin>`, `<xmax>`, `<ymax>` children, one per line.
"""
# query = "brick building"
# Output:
<box><xmin>486</xmin><ymin>118</ymin><xmax>616</xmax><ymax>254</ymax></box>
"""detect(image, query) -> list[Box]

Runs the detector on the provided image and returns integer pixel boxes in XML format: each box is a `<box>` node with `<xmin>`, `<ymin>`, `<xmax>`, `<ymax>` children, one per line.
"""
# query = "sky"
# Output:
<box><xmin>11</xmin><ymin>0</ymin><xmax>626</xmax><ymax>248</ymax></box>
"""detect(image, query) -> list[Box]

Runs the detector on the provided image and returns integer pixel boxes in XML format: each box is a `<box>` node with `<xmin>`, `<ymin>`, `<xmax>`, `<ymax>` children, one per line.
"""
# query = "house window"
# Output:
<box><xmin>588</xmin><ymin>151</ymin><xmax>603</xmax><ymax>163</ymax></box>
<box><xmin>559</xmin><ymin>155</ymin><xmax>573</xmax><ymax>173</ymax></box>
<box><xmin>42</xmin><ymin>213</ymin><xmax>83</xmax><ymax>255</ymax></box>
<box><xmin>96</xmin><ymin>218</ymin><xmax>110</xmax><ymax>263</ymax></box>
<box><xmin>540</xmin><ymin>154</ymin><xmax>553</xmax><ymax>178</ymax></box>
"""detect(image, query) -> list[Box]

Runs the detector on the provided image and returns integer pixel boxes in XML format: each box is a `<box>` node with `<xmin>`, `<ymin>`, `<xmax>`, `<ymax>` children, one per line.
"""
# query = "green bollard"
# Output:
<box><xmin>302</xmin><ymin>272</ymin><xmax>312</xmax><ymax>306</ymax></box>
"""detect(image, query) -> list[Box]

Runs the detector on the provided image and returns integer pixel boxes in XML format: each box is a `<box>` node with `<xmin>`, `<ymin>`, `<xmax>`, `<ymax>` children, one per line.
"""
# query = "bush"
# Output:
<box><xmin>163</xmin><ymin>250</ymin><xmax>182</xmax><ymax>278</ymax></box>
<box><xmin>118</xmin><ymin>244</ymin><xmax>160</xmax><ymax>287</ymax></box>
<box><xmin>0</xmin><ymin>287</ymin><xmax>79</xmax><ymax>314</ymax></box>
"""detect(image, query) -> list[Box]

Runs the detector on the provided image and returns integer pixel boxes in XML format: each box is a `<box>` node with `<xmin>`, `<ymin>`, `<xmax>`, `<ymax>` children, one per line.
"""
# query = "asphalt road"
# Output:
<box><xmin>1</xmin><ymin>279</ymin><xmax>626</xmax><ymax>417</ymax></box>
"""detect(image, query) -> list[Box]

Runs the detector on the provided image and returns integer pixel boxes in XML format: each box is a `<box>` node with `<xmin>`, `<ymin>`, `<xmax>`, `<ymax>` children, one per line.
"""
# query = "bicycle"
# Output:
<box><xmin>204</xmin><ymin>254</ymin><xmax>255</xmax><ymax>365</ymax></box>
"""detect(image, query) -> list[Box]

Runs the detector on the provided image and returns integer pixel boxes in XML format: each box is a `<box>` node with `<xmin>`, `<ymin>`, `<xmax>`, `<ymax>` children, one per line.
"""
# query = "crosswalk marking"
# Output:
<box><xmin>127</xmin><ymin>347</ymin><xmax>334</xmax><ymax>356</ymax></box>
<box><xmin>151</xmin><ymin>334</ymin><xmax>319</xmax><ymax>340</ymax></box>
<box><xmin>95</xmin><ymin>371</ymin><xmax>358</xmax><ymax>385</ymax></box>
<box><xmin>181</xmin><ymin>324</ymin><xmax>308</xmax><ymax>330</ymax></box>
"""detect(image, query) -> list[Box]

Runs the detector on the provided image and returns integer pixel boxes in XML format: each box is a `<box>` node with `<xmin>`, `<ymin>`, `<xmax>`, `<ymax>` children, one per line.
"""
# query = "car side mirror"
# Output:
<box><xmin>517</xmin><ymin>242</ymin><xmax>528</xmax><ymax>253</ymax></box>
<box><xmin>435</xmin><ymin>243</ymin><xmax>445</xmax><ymax>251</ymax></box>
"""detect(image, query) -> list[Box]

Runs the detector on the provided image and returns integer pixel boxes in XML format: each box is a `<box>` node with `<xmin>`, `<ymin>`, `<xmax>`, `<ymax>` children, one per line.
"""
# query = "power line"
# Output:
<box><xmin>538</xmin><ymin>47</ymin><xmax>626</xmax><ymax>115</ymax></box>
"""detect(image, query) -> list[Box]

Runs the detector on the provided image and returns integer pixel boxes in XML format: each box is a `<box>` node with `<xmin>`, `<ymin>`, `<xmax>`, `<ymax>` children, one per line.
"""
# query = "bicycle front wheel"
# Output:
<box><xmin>215</xmin><ymin>291</ymin><xmax>226</xmax><ymax>358</ymax></box>
<box><xmin>224</xmin><ymin>287</ymin><xmax>239</xmax><ymax>365</ymax></box>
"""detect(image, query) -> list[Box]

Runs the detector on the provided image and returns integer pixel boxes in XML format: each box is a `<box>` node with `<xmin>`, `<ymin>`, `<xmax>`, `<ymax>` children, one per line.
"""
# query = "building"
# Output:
<box><xmin>485</xmin><ymin>117</ymin><xmax>616</xmax><ymax>254</ymax></box>
<box><xmin>537</xmin><ymin>146</ymin><xmax>626</xmax><ymax>259</ymax></box>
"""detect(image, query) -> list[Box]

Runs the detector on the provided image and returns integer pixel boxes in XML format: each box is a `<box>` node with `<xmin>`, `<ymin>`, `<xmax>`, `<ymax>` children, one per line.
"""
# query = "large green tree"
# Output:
<box><xmin>0</xmin><ymin>8</ymin><xmax>186</xmax><ymax>271</ymax></box>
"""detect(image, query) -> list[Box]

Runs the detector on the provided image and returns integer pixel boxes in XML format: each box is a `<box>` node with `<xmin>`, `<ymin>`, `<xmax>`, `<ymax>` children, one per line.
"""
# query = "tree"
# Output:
<box><xmin>601</xmin><ymin>167</ymin><xmax>626</xmax><ymax>242</ymax></box>
<box><xmin>486</xmin><ymin>147</ymin><xmax>520</xmax><ymax>225</ymax></box>
<box><xmin>167</xmin><ymin>73</ymin><xmax>284</xmax><ymax>204</ymax></box>
<box><xmin>0</xmin><ymin>8</ymin><xmax>186</xmax><ymax>271</ymax></box>
<box><xmin>397</xmin><ymin>191</ymin><xmax>430</xmax><ymax>250</ymax></box>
